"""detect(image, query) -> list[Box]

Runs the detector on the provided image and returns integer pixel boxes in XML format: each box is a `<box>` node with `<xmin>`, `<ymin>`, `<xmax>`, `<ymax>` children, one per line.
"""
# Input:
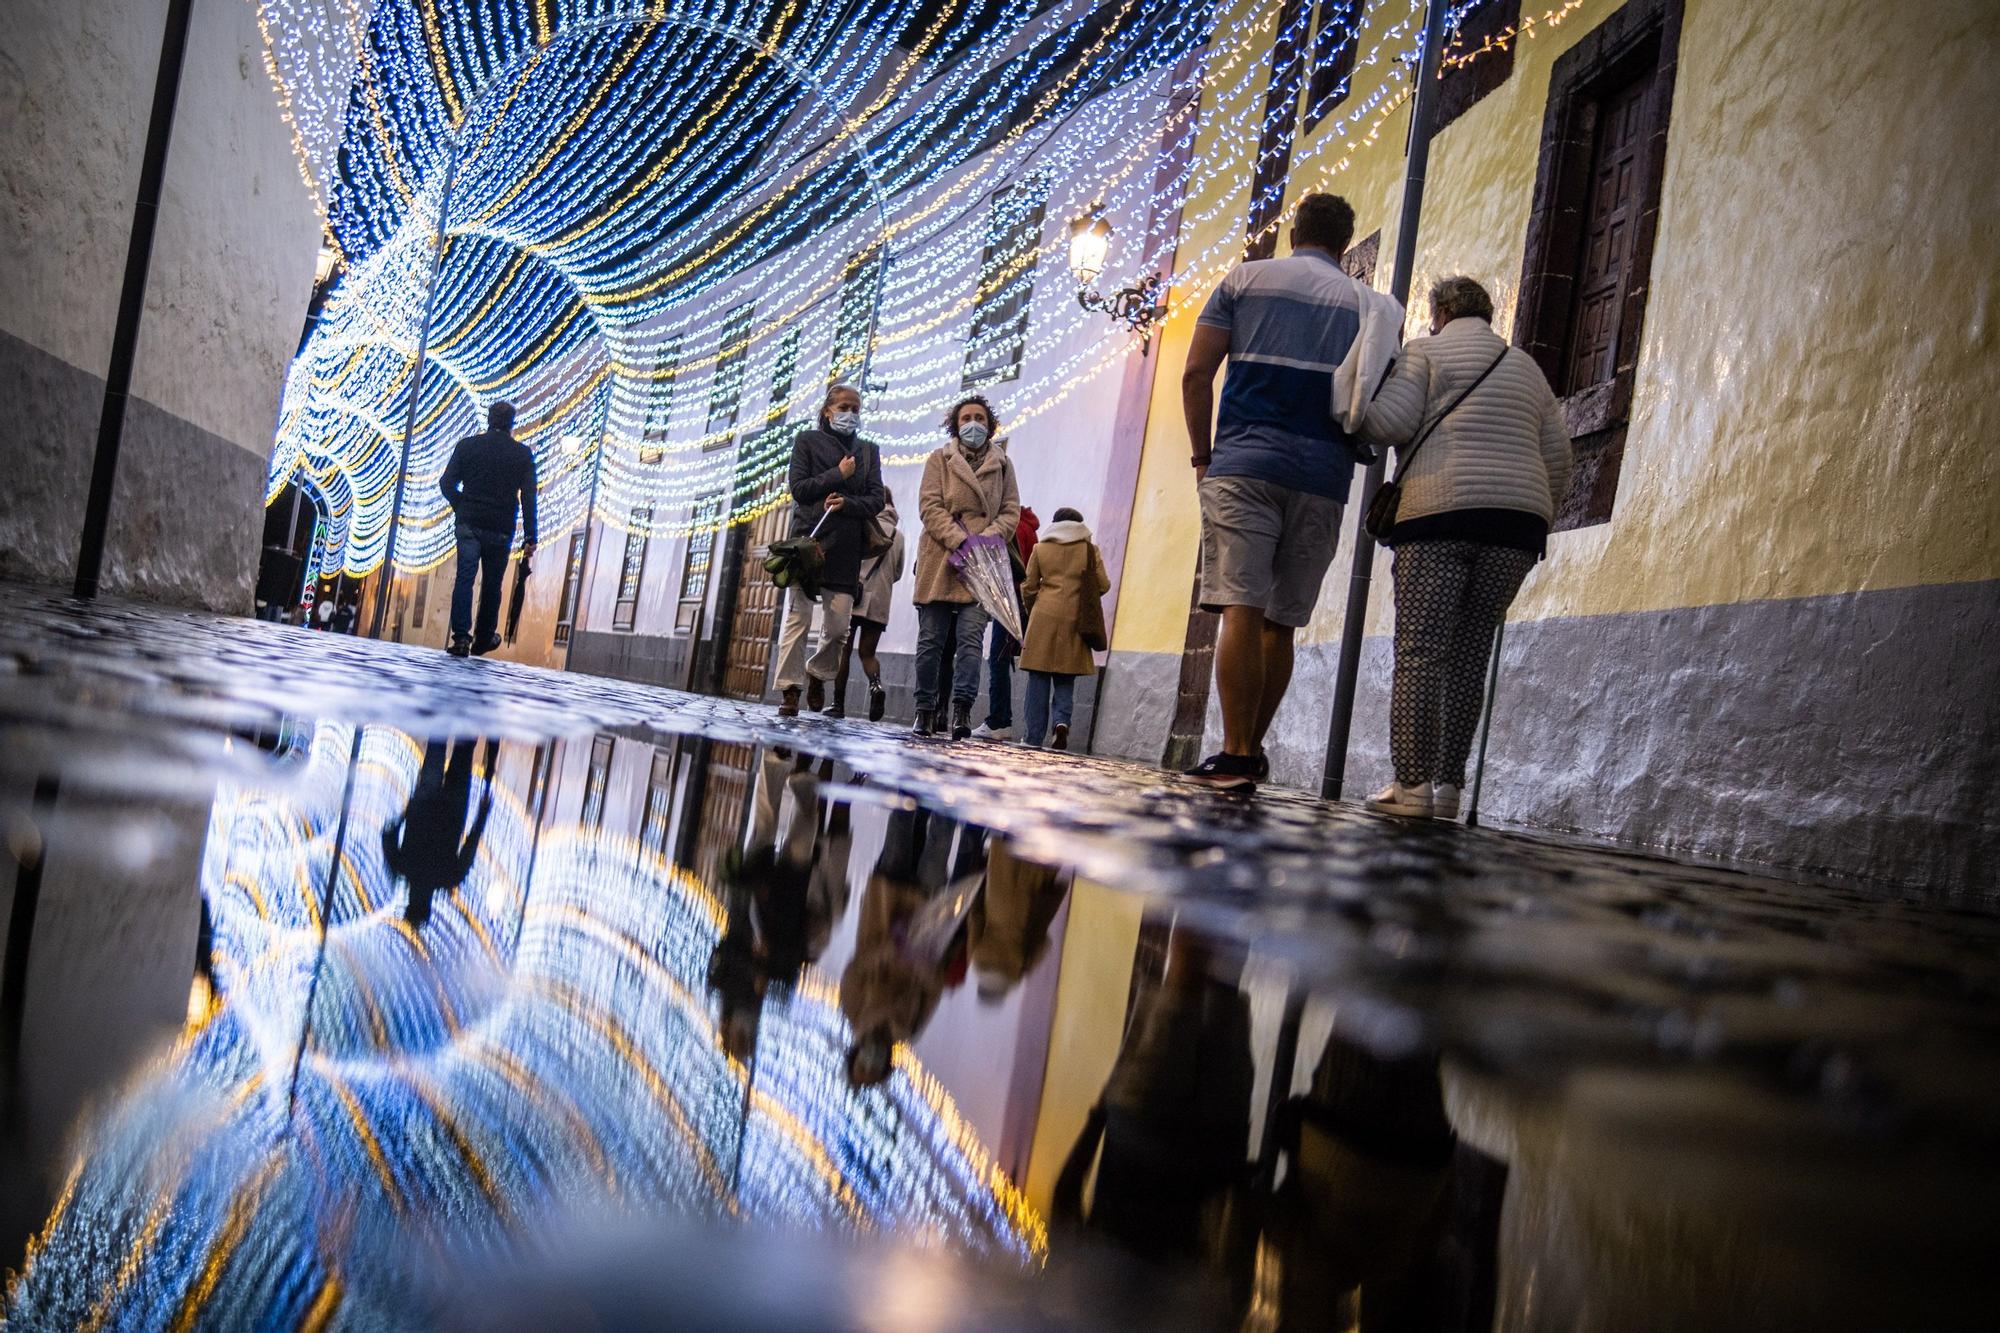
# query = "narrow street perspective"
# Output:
<box><xmin>1</xmin><ymin>2</ymin><xmax>1995</xmax><ymax>1330</ymax></box>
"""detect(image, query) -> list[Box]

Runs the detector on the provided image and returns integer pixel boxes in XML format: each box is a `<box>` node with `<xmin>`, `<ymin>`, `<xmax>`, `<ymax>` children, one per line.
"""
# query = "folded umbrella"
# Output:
<box><xmin>947</xmin><ymin>530</ymin><xmax>1024</xmax><ymax>641</ymax></box>
<box><xmin>503</xmin><ymin>552</ymin><xmax>532</xmax><ymax>644</ymax></box>
<box><xmin>763</xmin><ymin>509</ymin><xmax>833</xmax><ymax>601</ymax></box>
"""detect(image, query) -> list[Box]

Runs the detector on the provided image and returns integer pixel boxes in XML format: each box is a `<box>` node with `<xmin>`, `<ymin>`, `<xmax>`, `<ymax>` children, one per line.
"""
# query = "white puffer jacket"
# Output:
<box><xmin>1361</xmin><ymin>318</ymin><xmax>1573</xmax><ymax>526</ymax></box>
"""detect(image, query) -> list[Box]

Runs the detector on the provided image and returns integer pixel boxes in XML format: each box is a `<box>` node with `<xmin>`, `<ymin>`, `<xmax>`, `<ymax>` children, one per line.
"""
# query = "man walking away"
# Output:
<box><xmin>439</xmin><ymin>401</ymin><xmax>538</xmax><ymax>657</ymax></box>
<box><xmin>1180</xmin><ymin>193</ymin><xmax>1366</xmax><ymax>790</ymax></box>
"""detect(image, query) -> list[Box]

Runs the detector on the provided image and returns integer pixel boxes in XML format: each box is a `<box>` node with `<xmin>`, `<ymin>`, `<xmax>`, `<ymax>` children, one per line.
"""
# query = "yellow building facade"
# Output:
<box><xmin>1095</xmin><ymin>0</ymin><xmax>2000</xmax><ymax>893</ymax></box>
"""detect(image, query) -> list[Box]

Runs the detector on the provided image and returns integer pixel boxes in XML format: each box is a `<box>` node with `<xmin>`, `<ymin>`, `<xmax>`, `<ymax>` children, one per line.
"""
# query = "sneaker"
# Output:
<box><xmin>1366</xmin><ymin>781</ymin><xmax>1434</xmax><ymax>817</ymax></box>
<box><xmin>446</xmin><ymin>636</ymin><xmax>471</xmax><ymax>658</ymax></box>
<box><xmin>825</xmin><ymin>701</ymin><xmax>847</xmax><ymax>720</ymax></box>
<box><xmin>1433</xmin><ymin>783</ymin><xmax>1462</xmax><ymax>820</ymax></box>
<box><xmin>778</xmin><ymin>687</ymin><xmax>801</xmax><ymax>718</ymax></box>
<box><xmin>867</xmin><ymin>680</ymin><xmax>886</xmax><ymax>722</ymax></box>
<box><xmin>970</xmin><ymin>722</ymin><xmax>1012</xmax><ymax>741</ymax></box>
<box><xmin>806</xmin><ymin>676</ymin><xmax>826</xmax><ymax>713</ymax></box>
<box><xmin>1184</xmin><ymin>752</ymin><xmax>1259</xmax><ymax>791</ymax></box>
<box><xmin>1051</xmin><ymin>723</ymin><xmax>1069</xmax><ymax>752</ymax></box>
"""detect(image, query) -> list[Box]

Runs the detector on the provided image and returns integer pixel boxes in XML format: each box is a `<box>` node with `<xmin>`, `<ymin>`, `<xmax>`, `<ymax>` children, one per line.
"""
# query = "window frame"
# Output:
<box><xmin>553</xmin><ymin>527</ymin><xmax>587</xmax><ymax>646</ymax></box>
<box><xmin>1512</xmin><ymin>0</ymin><xmax>1684</xmax><ymax>530</ymax></box>
<box><xmin>1302</xmin><ymin>0</ymin><xmax>1363</xmax><ymax>135</ymax></box>
<box><xmin>705</xmin><ymin>302</ymin><xmax>755</xmax><ymax>443</ymax></box>
<box><xmin>961</xmin><ymin>174</ymin><xmax>1051</xmax><ymax>390</ymax></box>
<box><xmin>1433</xmin><ymin>0</ymin><xmax>1521</xmax><ymax>133</ymax></box>
<box><xmin>612</xmin><ymin>505</ymin><xmax>651</xmax><ymax>632</ymax></box>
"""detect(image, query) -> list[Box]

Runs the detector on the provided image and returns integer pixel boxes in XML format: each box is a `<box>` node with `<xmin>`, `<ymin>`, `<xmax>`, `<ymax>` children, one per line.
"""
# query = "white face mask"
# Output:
<box><xmin>828</xmin><ymin>409</ymin><xmax>859</xmax><ymax>435</ymax></box>
<box><xmin>956</xmin><ymin>421</ymin><xmax>990</xmax><ymax>449</ymax></box>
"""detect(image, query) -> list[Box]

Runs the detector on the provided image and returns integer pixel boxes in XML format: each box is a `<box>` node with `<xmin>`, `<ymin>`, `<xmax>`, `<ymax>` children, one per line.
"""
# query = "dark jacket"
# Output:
<box><xmin>788</xmin><ymin>425</ymin><xmax>885</xmax><ymax>595</ymax></box>
<box><xmin>440</xmin><ymin>429</ymin><xmax>539</xmax><ymax>544</ymax></box>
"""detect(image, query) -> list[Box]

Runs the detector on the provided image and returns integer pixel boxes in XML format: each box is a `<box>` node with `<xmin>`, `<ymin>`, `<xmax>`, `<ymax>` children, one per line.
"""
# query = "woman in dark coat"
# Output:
<box><xmin>775</xmin><ymin>383</ymin><xmax>886</xmax><ymax>716</ymax></box>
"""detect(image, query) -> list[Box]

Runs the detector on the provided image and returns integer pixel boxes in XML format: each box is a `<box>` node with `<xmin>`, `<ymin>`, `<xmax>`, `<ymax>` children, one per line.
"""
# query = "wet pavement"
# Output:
<box><xmin>1</xmin><ymin>584</ymin><xmax>1996</xmax><ymax>1330</ymax></box>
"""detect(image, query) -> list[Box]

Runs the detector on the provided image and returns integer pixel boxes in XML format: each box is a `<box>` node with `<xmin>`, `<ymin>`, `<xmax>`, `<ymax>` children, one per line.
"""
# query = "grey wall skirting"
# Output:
<box><xmin>0</xmin><ymin>328</ymin><xmax>263</xmax><ymax>611</ymax></box>
<box><xmin>1090</xmin><ymin>581</ymin><xmax>1999</xmax><ymax>896</ymax></box>
<box><xmin>567</xmin><ymin>628</ymin><xmax>697</xmax><ymax>690</ymax></box>
<box><xmin>1090</xmin><ymin>648</ymin><xmax>1181</xmax><ymax>763</ymax></box>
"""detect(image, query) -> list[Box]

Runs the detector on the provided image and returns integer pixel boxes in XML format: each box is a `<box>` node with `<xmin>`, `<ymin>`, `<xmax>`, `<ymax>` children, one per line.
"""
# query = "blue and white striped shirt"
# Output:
<box><xmin>1196</xmin><ymin>251</ymin><xmax>1364</xmax><ymax>500</ymax></box>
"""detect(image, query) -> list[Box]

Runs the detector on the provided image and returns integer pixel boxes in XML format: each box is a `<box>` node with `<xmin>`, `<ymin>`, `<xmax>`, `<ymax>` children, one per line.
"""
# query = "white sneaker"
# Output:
<box><xmin>1366</xmin><ymin>781</ymin><xmax>1434</xmax><ymax>817</ymax></box>
<box><xmin>1432</xmin><ymin>783</ymin><xmax>1462</xmax><ymax>820</ymax></box>
<box><xmin>970</xmin><ymin>723</ymin><xmax>1012</xmax><ymax>741</ymax></box>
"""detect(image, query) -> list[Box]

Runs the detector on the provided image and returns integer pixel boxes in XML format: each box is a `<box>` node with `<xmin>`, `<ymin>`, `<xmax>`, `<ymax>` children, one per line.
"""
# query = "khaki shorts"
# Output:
<box><xmin>1198</xmin><ymin>474</ymin><xmax>1343</xmax><ymax>628</ymax></box>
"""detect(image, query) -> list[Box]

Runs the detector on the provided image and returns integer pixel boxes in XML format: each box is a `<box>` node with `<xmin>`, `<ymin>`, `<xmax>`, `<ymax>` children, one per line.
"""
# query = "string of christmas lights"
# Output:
<box><xmin>260</xmin><ymin>1</ymin><xmax>1599</xmax><ymax>572</ymax></box>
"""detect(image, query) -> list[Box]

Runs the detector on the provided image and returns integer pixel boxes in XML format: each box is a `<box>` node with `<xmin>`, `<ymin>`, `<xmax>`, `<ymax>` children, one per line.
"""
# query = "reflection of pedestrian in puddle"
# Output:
<box><xmin>840</xmin><ymin>807</ymin><xmax>988</xmax><ymax>1086</ymax></box>
<box><xmin>710</xmin><ymin>752</ymin><xmax>854</xmax><ymax>1062</ymax></box>
<box><xmin>1258</xmin><ymin>1034</ymin><xmax>1501</xmax><ymax>1330</ymax></box>
<box><xmin>969</xmin><ymin>839</ymin><xmax>1068</xmax><ymax>1002</ymax></box>
<box><xmin>1054</xmin><ymin>930</ymin><xmax>1254</xmax><ymax>1270</ymax></box>
<box><xmin>380</xmin><ymin>736</ymin><xmax>495</xmax><ymax>928</ymax></box>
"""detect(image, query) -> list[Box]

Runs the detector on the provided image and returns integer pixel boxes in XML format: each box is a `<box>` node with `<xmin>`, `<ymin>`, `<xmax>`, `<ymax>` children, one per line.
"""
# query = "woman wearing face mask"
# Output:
<box><xmin>774</xmin><ymin>383</ymin><xmax>886</xmax><ymax>717</ymax></box>
<box><xmin>912</xmin><ymin>394</ymin><xmax>1021</xmax><ymax>739</ymax></box>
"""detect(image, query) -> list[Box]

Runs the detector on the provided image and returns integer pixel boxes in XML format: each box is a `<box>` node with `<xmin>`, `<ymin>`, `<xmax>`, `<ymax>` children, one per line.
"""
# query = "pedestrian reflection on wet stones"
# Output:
<box><xmin>1255</xmin><ymin>1032</ymin><xmax>1504</xmax><ymax>1331</ymax></box>
<box><xmin>380</xmin><ymin>736</ymin><xmax>496</xmax><ymax>928</ymax></box>
<box><xmin>710</xmin><ymin>752</ymin><xmax>853</xmax><ymax>1062</ymax></box>
<box><xmin>969</xmin><ymin>839</ymin><xmax>1069</xmax><ymax>1002</ymax></box>
<box><xmin>840</xmin><ymin>807</ymin><xmax>989</xmax><ymax>1085</ymax></box>
<box><xmin>1054</xmin><ymin>930</ymin><xmax>1256</xmax><ymax>1277</ymax></box>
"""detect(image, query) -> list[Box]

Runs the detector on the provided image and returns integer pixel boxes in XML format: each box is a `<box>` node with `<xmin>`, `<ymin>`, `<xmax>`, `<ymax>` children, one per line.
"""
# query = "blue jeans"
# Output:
<box><xmin>1023</xmin><ymin>671</ymin><xmax>1076</xmax><ymax>746</ymax></box>
<box><xmin>914</xmin><ymin>602</ymin><xmax>989</xmax><ymax>713</ymax></box>
<box><xmin>985</xmin><ymin>624</ymin><xmax>1018</xmax><ymax>728</ymax></box>
<box><xmin>450</xmin><ymin>524</ymin><xmax>511</xmax><ymax>641</ymax></box>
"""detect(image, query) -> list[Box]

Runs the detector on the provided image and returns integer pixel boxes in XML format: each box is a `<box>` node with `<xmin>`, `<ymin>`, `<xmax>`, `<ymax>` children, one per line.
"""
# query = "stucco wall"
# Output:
<box><xmin>0</xmin><ymin>0</ymin><xmax>322</xmax><ymax>607</ymax></box>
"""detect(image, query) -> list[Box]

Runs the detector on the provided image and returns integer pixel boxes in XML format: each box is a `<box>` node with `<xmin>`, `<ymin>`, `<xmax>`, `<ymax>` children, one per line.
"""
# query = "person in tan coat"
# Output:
<box><xmin>1017</xmin><ymin>508</ymin><xmax>1110</xmax><ymax>749</ymax></box>
<box><xmin>912</xmin><ymin>394</ymin><xmax>1021</xmax><ymax>739</ymax></box>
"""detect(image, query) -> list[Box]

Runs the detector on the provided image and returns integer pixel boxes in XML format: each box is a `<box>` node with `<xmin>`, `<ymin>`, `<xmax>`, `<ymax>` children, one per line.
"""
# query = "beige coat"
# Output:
<box><xmin>913</xmin><ymin>443</ymin><xmax>1022</xmax><ymax>606</ymax></box>
<box><xmin>1019</xmin><ymin>522</ymin><xmax>1110</xmax><ymax>676</ymax></box>
<box><xmin>1360</xmin><ymin>317</ymin><xmax>1574</xmax><ymax>525</ymax></box>
<box><xmin>854</xmin><ymin>506</ymin><xmax>905</xmax><ymax>626</ymax></box>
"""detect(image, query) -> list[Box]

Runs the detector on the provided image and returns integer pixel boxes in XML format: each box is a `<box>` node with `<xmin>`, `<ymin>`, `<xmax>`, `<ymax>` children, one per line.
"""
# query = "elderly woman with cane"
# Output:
<box><xmin>1360</xmin><ymin>276</ymin><xmax>1572</xmax><ymax>818</ymax></box>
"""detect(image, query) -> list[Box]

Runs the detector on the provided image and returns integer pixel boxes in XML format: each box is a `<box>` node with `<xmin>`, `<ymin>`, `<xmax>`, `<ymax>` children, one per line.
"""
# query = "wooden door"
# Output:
<box><xmin>723</xmin><ymin>480</ymin><xmax>791</xmax><ymax>700</ymax></box>
<box><xmin>1564</xmin><ymin>68</ymin><xmax>1655</xmax><ymax>393</ymax></box>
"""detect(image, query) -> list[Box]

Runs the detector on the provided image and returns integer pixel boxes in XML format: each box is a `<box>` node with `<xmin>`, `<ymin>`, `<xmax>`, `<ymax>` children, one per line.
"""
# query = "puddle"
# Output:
<box><xmin>1</xmin><ymin>593</ymin><xmax>1998</xmax><ymax>1329</ymax></box>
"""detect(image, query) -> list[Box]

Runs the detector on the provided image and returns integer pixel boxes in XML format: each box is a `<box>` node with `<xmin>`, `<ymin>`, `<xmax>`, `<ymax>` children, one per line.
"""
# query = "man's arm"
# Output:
<box><xmin>1181</xmin><ymin>323</ymin><xmax>1231</xmax><ymax>480</ymax></box>
<box><xmin>439</xmin><ymin>440</ymin><xmax>466</xmax><ymax>508</ymax></box>
<box><xmin>518</xmin><ymin>448</ymin><xmax>538</xmax><ymax>549</ymax></box>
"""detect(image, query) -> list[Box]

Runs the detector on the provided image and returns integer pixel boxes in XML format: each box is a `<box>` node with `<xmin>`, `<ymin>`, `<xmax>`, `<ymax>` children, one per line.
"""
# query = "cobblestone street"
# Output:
<box><xmin>3</xmin><ymin>582</ymin><xmax>1998</xmax><ymax>1327</ymax></box>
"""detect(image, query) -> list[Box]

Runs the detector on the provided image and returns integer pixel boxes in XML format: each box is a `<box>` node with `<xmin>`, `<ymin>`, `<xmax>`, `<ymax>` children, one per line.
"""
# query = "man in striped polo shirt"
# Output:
<box><xmin>1180</xmin><ymin>193</ymin><xmax>1364</xmax><ymax>789</ymax></box>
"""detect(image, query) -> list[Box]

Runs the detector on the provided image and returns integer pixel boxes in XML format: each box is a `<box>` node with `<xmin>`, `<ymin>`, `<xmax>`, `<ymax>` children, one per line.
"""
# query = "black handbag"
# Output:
<box><xmin>1363</xmin><ymin>346</ymin><xmax>1510</xmax><ymax>542</ymax></box>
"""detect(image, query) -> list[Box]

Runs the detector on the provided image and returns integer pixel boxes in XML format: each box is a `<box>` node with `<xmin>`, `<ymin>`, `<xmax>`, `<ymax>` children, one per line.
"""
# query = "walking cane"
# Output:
<box><xmin>1465</xmin><ymin>622</ymin><xmax>1504</xmax><ymax>828</ymax></box>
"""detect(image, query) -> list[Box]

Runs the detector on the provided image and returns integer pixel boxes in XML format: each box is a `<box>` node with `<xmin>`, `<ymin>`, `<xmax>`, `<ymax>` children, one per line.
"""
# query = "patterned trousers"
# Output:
<box><xmin>1389</xmin><ymin>540</ymin><xmax>1537</xmax><ymax>787</ymax></box>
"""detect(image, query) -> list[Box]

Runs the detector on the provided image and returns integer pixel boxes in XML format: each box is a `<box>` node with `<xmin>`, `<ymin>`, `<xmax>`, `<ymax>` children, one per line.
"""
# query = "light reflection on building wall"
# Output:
<box><xmin>7</xmin><ymin>722</ymin><xmax>1039</xmax><ymax>1328</ymax></box>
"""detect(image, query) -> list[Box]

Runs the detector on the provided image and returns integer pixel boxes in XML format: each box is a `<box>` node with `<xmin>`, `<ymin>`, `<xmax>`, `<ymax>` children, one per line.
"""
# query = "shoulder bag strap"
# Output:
<box><xmin>1391</xmin><ymin>346</ymin><xmax>1511</xmax><ymax>484</ymax></box>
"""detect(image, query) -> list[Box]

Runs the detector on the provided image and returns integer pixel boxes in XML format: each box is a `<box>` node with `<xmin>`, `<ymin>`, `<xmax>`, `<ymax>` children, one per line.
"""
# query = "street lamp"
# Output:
<box><xmin>1067</xmin><ymin>209</ymin><xmax>1166</xmax><ymax>354</ymax></box>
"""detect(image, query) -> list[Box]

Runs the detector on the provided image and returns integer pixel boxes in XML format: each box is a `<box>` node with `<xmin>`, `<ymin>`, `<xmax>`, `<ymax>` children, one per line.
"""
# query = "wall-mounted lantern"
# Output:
<box><xmin>1067</xmin><ymin>209</ymin><xmax>1166</xmax><ymax>354</ymax></box>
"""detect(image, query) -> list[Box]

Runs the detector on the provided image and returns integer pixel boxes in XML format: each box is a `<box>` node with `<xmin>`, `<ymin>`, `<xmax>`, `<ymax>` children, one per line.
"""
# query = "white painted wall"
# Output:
<box><xmin>0</xmin><ymin>0</ymin><xmax>322</xmax><ymax>452</ymax></box>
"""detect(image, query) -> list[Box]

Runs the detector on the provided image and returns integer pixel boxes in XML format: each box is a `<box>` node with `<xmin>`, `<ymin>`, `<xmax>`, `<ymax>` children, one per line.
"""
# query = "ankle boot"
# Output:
<box><xmin>911</xmin><ymin>708</ymin><xmax>937</xmax><ymax>738</ymax></box>
<box><xmin>950</xmin><ymin>701</ymin><xmax>972</xmax><ymax>741</ymax></box>
<box><xmin>778</xmin><ymin>686</ymin><xmax>800</xmax><ymax>718</ymax></box>
<box><xmin>867</xmin><ymin>677</ymin><xmax>886</xmax><ymax>722</ymax></box>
